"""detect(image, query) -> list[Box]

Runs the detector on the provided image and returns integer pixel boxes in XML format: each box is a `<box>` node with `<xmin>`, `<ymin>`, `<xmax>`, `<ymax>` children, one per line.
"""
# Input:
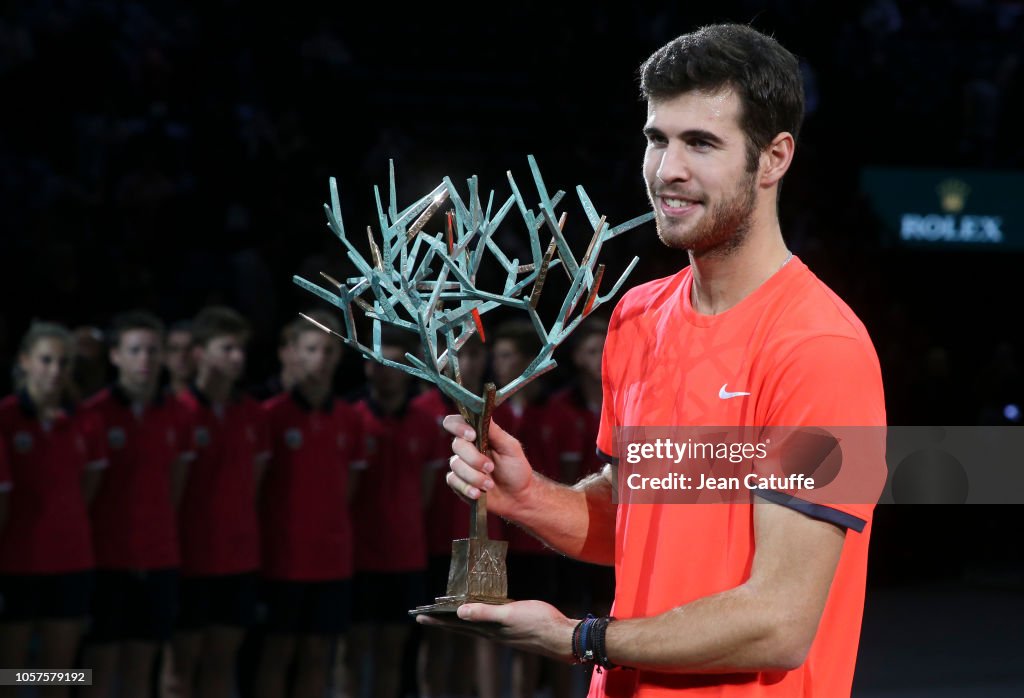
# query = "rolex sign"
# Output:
<box><xmin>861</xmin><ymin>168</ymin><xmax>1024</xmax><ymax>250</ymax></box>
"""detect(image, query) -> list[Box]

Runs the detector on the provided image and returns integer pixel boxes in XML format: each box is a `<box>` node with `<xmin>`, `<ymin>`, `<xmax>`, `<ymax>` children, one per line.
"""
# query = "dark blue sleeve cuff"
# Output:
<box><xmin>753</xmin><ymin>489</ymin><xmax>867</xmax><ymax>533</ymax></box>
<box><xmin>596</xmin><ymin>447</ymin><xmax>618</xmax><ymax>466</ymax></box>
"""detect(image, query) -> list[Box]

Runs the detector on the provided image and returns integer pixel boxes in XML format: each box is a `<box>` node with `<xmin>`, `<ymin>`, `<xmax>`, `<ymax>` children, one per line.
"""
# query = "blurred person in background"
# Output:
<box><xmin>163</xmin><ymin>321</ymin><xmax>195</xmax><ymax>398</ymax></box>
<box><xmin>250</xmin><ymin>320</ymin><xmax>303</xmax><ymax>401</ymax></box>
<box><xmin>490</xmin><ymin>320</ymin><xmax>581</xmax><ymax>698</ymax></box>
<box><xmin>73</xmin><ymin>325</ymin><xmax>109</xmax><ymax>400</ymax></box>
<box><xmin>549</xmin><ymin>316</ymin><xmax>615</xmax><ymax>618</ymax></box>
<box><xmin>349</xmin><ymin>329</ymin><xmax>445</xmax><ymax>698</ymax></box>
<box><xmin>81</xmin><ymin>311</ymin><xmax>195</xmax><ymax>698</ymax></box>
<box><xmin>0</xmin><ymin>322</ymin><xmax>108</xmax><ymax>698</ymax></box>
<box><xmin>168</xmin><ymin>306</ymin><xmax>269</xmax><ymax>698</ymax></box>
<box><xmin>258</xmin><ymin>311</ymin><xmax>365</xmax><ymax>698</ymax></box>
<box><xmin>412</xmin><ymin>334</ymin><xmax>503</xmax><ymax>698</ymax></box>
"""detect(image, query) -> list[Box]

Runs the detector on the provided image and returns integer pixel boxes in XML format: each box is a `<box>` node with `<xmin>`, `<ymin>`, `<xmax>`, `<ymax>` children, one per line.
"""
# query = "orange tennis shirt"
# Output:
<box><xmin>591</xmin><ymin>256</ymin><xmax>886</xmax><ymax>697</ymax></box>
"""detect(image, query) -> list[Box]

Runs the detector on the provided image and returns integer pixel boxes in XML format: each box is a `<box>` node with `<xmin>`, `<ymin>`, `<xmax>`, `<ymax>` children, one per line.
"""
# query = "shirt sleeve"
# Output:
<box><xmin>756</xmin><ymin>334</ymin><xmax>887</xmax><ymax>532</ymax></box>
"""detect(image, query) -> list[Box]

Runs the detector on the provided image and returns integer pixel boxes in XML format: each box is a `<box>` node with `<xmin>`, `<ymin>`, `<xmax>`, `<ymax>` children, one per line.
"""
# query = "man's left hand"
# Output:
<box><xmin>417</xmin><ymin>600</ymin><xmax>577</xmax><ymax>662</ymax></box>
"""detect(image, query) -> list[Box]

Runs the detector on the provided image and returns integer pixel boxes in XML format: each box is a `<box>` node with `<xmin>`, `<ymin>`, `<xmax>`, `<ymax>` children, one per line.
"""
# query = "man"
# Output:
<box><xmin>411</xmin><ymin>335</ymin><xmax>503</xmax><ymax>698</ymax></box>
<box><xmin>427</xmin><ymin>24</ymin><xmax>886</xmax><ymax>697</ymax></box>
<box><xmin>163</xmin><ymin>321</ymin><xmax>195</xmax><ymax>398</ymax></box>
<box><xmin>170</xmin><ymin>306</ymin><xmax>269</xmax><ymax>698</ymax></box>
<box><xmin>250</xmin><ymin>321</ymin><xmax>303</xmax><ymax>401</ymax></box>
<box><xmin>349</xmin><ymin>330</ymin><xmax>445</xmax><ymax>698</ymax></box>
<box><xmin>82</xmin><ymin>311</ymin><xmax>193</xmax><ymax>698</ymax></box>
<box><xmin>257</xmin><ymin>311</ymin><xmax>365</xmax><ymax>698</ymax></box>
<box><xmin>489</xmin><ymin>320</ymin><xmax>582</xmax><ymax>698</ymax></box>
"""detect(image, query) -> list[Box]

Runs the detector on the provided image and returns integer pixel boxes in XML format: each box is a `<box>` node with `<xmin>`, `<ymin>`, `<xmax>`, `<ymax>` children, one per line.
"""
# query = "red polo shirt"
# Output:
<box><xmin>0</xmin><ymin>392</ymin><xmax>108</xmax><ymax>573</ymax></box>
<box><xmin>261</xmin><ymin>389</ymin><xmax>366</xmax><ymax>581</ymax></box>
<box><xmin>549</xmin><ymin>386</ymin><xmax>601</xmax><ymax>477</ymax></box>
<box><xmin>351</xmin><ymin>398</ymin><xmax>445</xmax><ymax>573</ymax></box>
<box><xmin>176</xmin><ymin>386</ymin><xmax>270</xmax><ymax>576</ymax></box>
<box><xmin>496</xmin><ymin>395</ymin><xmax>579</xmax><ymax>555</ymax></box>
<box><xmin>84</xmin><ymin>385</ymin><xmax>194</xmax><ymax>570</ymax></box>
<box><xmin>411</xmin><ymin>389</ymin><xmax>504</xmax><ymax>553</ymax></box>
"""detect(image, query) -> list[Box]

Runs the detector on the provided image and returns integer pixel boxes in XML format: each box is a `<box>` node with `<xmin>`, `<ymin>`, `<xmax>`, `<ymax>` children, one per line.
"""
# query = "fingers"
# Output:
<box><xmin>486</xmin><ymin>419</ymin><xmax>520</xmax><ymax>454</ymax></box>
<box><xmin>446</xmin><ymin>466</ymin><xmax>494</xmax><ymax>501</ymax></box>
<box><xmin>451</xmin><ymin>435</ymin><xmax>491</xmax><ymax>472</ymax></box>
<box><xmin>457</xmin><ymin>603</ymin><xmax>507</xmax><ymax>623</ymax></box>
<box><xmin>442</xmin><ymin>414</ymin><xmax>476</xmax><ymax>441</ymax></box>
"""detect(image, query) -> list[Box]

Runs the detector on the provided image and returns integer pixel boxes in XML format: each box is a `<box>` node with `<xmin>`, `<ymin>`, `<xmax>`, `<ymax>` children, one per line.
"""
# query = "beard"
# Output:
<box><xmin>652</xmin><ymin>169</ymin><xmax>758</xmax><ymax>257</ymax></box>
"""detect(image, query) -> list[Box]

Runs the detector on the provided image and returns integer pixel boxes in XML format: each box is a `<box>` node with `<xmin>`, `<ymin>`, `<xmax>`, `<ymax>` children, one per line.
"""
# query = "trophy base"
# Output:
<box><xmin>409</xmin><ymin>536</ymin><xmax>511</xmax><ymax>616</ymax></box>
<box><xmin>409</xmin><ymin>594</ymin><xmax>514</xmax><ymax>617</ymax></box>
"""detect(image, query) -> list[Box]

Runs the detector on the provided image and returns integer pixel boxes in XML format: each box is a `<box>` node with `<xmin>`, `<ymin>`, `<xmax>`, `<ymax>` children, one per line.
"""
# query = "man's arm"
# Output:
<box><xmin>444</xmin><ymin>415</ymin><xmax>617</xmax><ymax>565</ymax></box>
<box><xmin>602</xmin><ymin>498</ymin><xmax>845</xmax><ymax>672</ymax></box>
<box><xmin>442</xmin><ymin>497</ymin><xmax>846</xmax><ymax>673</ymax></box>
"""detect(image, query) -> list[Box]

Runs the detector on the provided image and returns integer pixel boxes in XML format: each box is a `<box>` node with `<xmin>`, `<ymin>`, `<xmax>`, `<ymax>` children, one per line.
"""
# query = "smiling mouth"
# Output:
<box><xmin>660</xmin><ymin>196</ymin><xmax>702</xmax><ymax>213</ymax></box>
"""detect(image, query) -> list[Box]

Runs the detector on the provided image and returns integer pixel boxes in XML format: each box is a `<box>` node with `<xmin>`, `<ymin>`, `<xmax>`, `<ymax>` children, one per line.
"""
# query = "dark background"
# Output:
<box><xmin>2</xmin><ymin>1</ymin><xmax>1023</xmax><ymax>694</ymax></box>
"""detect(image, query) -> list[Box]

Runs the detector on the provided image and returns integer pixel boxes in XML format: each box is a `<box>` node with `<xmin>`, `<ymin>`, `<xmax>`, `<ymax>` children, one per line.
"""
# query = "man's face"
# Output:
<box><xmin>165</xmin><ymin>329</ymin><xmax>194</xmax><ymax>381</ymax></box>
<box><xmin>196</xmin><ymin>334</ymin><xmax>246</xmax><ymax>383</ymax></box>
<box><xmin>293</xmin><ymin>330</ymin><xmax>341</xmax><ymax>387</ymax></box>
<box><xmin>573</xmin><ymin>333</ymin><xmax>604</xmax><ymax>383</ymax></box>
<box><xmin>365</xmin><ymin>345</ymin><xmax>410</xmax><ymax>395</ymax></box>
<box><xmin>643</xmin><ymin>88</ymin><xmax>759</xmax><ymax>256</ymax></box>
<box><xmin>456</xmin><ymin>342</ymin><xmax>487</xmax><ymax>388</ymax></box>
<box><xmin>111</xmin><ymin>329</ymin><xmax>163</xmax><ymax>392</ymax></box>
<box><xmin>492</xmin><ymin>339</ymin><xmax>529</xmax><ymax>389</ymax></box>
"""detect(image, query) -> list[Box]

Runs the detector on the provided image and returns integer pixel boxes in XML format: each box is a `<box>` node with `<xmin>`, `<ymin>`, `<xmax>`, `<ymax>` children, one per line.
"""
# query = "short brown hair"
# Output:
<box><xmin>288</xmin><ymin>310</ymin><xmax>342</xmax><ymax>343</ymax></box>
<box><xmin>493</xmin><ymin>320</ymin><xmax>542</xmax><ymax>359</ymax></box>
<box><xmin>640</xmin><ymin>23</ymin><xmax>804</xmax><ymax>171</ymax></box>
<box><xmin>190</xmin><ymin>306</ymin><xmax>250</xmax><ymax>347</ymax></box>
<box><xmin>108</xmin><ymin>310</ymin><xmax>165</xmax><ymax>348</ymax></box>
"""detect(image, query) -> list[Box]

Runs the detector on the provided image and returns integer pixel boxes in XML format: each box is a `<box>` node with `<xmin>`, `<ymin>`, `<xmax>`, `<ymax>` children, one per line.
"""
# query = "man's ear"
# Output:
<box><xmin>760</xmin><ymin>132</ymin><xmax>795</xmax><ymax>188</ymax></box>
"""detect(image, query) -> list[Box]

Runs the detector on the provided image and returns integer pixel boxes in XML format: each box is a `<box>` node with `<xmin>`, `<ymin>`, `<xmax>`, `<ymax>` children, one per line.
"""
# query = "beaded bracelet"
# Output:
<box><xmin>592</xmin><ymin>616</ymin><xmax>618</xmax><ymax>670</ymax></box>
<box><xmin>571</xmin><ymin>614</ymin><xmax>620</xmax><ymax>670</ymax></box>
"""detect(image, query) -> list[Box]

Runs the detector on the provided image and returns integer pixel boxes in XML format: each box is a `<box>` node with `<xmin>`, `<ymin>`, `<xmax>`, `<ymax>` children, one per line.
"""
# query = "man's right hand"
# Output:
<box><xmin>441</xmin><ymin>414</ymin><xmax>533</xmax><ymax>518</ymax></box>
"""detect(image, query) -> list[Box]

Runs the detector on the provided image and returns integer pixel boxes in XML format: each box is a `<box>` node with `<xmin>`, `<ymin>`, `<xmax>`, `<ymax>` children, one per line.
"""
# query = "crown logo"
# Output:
<box><xmin>937</xmin><ymin>179</ymin><xmax>970</xmax><ymax>214</ymax></box>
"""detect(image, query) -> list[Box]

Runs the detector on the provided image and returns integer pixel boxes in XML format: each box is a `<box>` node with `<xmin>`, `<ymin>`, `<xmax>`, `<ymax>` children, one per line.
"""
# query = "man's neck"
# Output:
<box><xmin>688</xmin><ymin>218</ymin><xmax>790</xmax><ymax>316</ymax></box>
<box><xmin>580</xmin><ymin>375</ymin><xmax>602</xmax><ymax>410</ymax></box>
<box><xmin>298</xmin><ymin>382</ymin><xmax>331</xmax><ymax>410</ymax></box>
<box><xmin>196</xmin><ymin>372</ymin><xmax>233</xmax><ymax>404</ymax></box>
<box><xmin>281</xmin><ymin>367</ymin><xmax>300</xmax><ymax>392</ymax></box>
<box><xmin>118</xmin><ymin>378</ymin><xmax>157</xmax><ymax>405</ymax></box>
<box><xmin>371</xmin><ymin>388</ymin><xmax>406</xmax><ymax>416</ymax></box>
<box><xmin>169</xmin><ymin>377</ymin><xmax>189</xmax><ymax>396</ymax></box>
<box><xmin>26</xmin><ymin>386</ymin><xmax>61</xmax><ymax>414</ymax></box>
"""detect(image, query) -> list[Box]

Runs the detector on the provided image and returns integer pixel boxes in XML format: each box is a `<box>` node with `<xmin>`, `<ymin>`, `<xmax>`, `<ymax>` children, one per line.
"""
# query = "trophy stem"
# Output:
<box><xmin>470</xmin><ymin>383</ymin><xmax>496</xmax><ymax>540</ymax></box>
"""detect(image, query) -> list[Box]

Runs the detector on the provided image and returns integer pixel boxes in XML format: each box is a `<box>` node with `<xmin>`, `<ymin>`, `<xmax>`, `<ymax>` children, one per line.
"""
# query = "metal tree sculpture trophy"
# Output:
<box><xmin>293</xmin><ymin>156</ymin><xmax>652</xmax><ymax>615</ymax></box>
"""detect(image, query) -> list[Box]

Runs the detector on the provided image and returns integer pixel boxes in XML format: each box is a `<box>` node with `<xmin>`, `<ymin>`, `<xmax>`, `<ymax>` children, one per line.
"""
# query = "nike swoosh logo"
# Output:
<box><xmin>719</xmin><ymin>384</ymin><xmax>751</xmax><ymax>400</ymax></box>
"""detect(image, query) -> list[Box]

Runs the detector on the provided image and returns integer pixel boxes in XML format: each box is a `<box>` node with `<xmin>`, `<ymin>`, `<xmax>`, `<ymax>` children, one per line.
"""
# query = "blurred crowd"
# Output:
<box><xmin>2</xmin><ymin>0</ymin><xmax>1024</xmax><ymax>696</ymax></box>
<box><xmin>1</xmin><ymin>307</ymin><xmax>611</xmax><ymax>698</ymax></box>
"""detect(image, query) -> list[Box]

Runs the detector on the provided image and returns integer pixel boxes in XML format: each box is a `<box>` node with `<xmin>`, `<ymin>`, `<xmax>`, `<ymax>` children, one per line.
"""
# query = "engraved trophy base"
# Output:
<box><xmin>410</xmin><ymin>537</ymin><xmax>513</xmax><ymax>616</ymax></box>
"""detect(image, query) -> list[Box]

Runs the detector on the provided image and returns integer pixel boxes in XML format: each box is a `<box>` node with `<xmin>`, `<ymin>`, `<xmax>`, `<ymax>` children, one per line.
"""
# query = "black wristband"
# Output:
<box><xmin>592</xmin><ymin>616</ymin><xmax>618</xmax><ymax>670</ymax></box>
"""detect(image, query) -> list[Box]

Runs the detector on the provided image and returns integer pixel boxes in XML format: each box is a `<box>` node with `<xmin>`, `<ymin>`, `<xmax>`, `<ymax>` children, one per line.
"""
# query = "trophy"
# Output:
<box><xmin>293</xmin><ymin>156</ymin><xmax>652</xmax><ymax>614</ymax></box>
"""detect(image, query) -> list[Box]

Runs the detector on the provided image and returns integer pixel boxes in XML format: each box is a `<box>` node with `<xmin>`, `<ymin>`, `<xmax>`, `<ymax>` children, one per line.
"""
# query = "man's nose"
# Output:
<box><xmin>656</xmin><ymin>145</ymin><xmax>692</xmax><ymax>184</ymax></box>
